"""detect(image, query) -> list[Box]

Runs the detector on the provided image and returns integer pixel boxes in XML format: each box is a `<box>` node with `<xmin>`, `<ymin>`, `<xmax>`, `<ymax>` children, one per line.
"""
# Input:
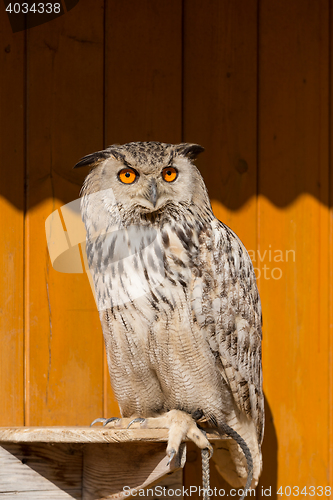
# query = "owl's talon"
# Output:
<box><xmin>167</xmin><ymin>448</ymin><xmax>176</xmax><ymax>466</ymax></box>
<box><xmin>90</xmin><ymin>417</ymin><xmax>107</xmax><ymax>426</ymax></box>
<box><xmin>205</xmin><ymin>443</ymin><xmax>214</xmax><ymax>459</ymax></box>
<box><xmin>127</xmin><ymin>417</ymin><xmax>146</xmax><ymax>429</ymax></box>
<box><xmin>104</xmin><ymin>417</ymin><xmax>121</xmax><ymax>426</ymax></box>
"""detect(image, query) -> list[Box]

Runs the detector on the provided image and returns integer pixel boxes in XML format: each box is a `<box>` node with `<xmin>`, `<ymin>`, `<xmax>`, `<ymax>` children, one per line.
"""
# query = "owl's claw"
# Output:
<box><xmin>90</xmin><ymin>417</ymin><xmax>121</xmax><ymax>427</ymax></box>
<box><xmin>104</xmin><ymin>417</ymin><xmax>121</xmax><ymax>426</ymax></box>
<box><xmin>204</xmin><ymin>443</ymin><xmax>214</xmax><ymax>459</ymax></box>
<box><xmin>90</xmin><ymin>417</ymin><xmax>107</xmax><ymax>426</ymax></box>
<box><xmin>127</xmin><ymin>417</ymin><xmax>146</xmax><ymax>429</ymax></box>
<box><xmin>167</xmin><ymin>448</ymin><xmax>176</xmax><ymax>466</ymax></box>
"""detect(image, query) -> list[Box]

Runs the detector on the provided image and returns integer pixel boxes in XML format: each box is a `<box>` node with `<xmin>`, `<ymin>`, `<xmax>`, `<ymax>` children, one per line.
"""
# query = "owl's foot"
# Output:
<box><xmin>128</xmin><ymin>409</ymin><xmax>213</xmax><ymax>464</ymax></box>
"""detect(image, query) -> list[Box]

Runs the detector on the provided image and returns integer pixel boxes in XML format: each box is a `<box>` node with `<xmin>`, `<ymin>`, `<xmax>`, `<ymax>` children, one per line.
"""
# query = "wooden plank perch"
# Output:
<box><xmin>0</xmin><ymin>427</ymin><xmax>225</xmax><ymax>500</ymax></box>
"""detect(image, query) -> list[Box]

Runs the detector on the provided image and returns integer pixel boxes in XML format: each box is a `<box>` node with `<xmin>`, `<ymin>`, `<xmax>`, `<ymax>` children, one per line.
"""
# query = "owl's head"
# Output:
<box><xmin>75</xmin><ymin>142</ymin><xmax>211</xmax><ymax>220</ymax></box>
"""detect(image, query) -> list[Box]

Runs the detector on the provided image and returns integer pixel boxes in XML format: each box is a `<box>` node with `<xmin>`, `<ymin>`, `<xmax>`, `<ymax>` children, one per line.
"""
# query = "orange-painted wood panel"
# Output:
<box><xmin>103</xmin><ymin>0</ymin><xmax>183</xmax><ymax>416</ymax></box>
<box><xmin>25</xmin><ymin>0</ymin><xmax>105</xmax><ymax>425</ymax></box>
<box><xmin>258</xmin><ymin>0</ymin><xmax>330</xmax><ymax>495</ymax></box>
<box><xmin>0</xmin><ymin>12</ymin><xmax>25</xmax><ymax>426</ymax></box>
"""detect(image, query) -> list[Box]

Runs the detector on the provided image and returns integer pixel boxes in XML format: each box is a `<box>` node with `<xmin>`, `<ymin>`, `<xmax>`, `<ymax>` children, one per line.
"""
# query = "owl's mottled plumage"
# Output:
<box><xmin>76</xmin><ymin>142</ymin><xmax>264</xmax><ymax>488</ymax></box>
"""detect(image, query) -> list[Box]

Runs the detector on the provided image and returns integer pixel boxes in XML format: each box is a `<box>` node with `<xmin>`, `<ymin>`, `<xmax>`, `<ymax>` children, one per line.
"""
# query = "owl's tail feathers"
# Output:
<box><xmin>213</xmin><ymin>414</ymin><xmax>262</xmax><ymax>493</ymax></box>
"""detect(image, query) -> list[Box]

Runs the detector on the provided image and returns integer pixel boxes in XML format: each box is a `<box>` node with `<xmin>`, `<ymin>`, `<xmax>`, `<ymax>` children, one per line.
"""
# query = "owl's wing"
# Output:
<box><xmin>209</xmin><ymin>219</ymin><xmax>264</xmax><ymax>444</ymax></box>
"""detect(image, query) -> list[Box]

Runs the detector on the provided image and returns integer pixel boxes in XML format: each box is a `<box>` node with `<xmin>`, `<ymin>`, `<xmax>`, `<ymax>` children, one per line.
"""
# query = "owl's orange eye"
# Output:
<box><xmin>162</xmin><ymin>167</ymin><xmax>178</xmax><ymax>182</ymax></box>
<box><xmin>118</xmin><ymin>168</ymin><xmax>137</xmax><ymax>184</ymax></box>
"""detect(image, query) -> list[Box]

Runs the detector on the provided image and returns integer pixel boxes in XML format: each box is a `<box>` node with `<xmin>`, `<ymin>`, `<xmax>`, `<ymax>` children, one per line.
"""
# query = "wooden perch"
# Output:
<box><xmin>0</xmin><ymin>427</ymin><xmax>226</xmax><ymax>500</ymax></box>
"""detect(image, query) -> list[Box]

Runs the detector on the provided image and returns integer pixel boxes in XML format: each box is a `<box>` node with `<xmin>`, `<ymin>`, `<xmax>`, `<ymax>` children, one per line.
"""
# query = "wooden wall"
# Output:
<box><xmin>0</xmin><ymin>0</ymin><xmax>332</xmax><ymax>497</ymax></box>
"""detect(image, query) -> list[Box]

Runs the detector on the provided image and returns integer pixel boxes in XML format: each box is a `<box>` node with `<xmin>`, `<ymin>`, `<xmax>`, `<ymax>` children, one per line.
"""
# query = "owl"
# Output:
<box><xmin>75</xmin><ymin>142</ymin><xmax>264</xmax><ymax>490</ymax></box>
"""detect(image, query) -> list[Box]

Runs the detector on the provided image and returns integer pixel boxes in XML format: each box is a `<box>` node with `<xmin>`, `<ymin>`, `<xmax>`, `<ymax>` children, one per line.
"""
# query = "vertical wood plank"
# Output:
<box><xmin>103</xmin><ymin>0</ymin><xmax>183</xmax><ymax>416</ymax></box>
<box><xmin>258</xmin><ymin>0</ymin><xmax>329</xmax><ymax>494</ymax></box>
<box><xmin>104</xmin><ymin>0</ymin><xmax>182</xmax><ymax>145</ymax></box>
<box><xmin>25</xmin><ymin>1</ymin><xmax>105</xmax><ymax>425</ymax></box>
<box><xmin>0</xmin><ymin>12</ymin><xmax>25</xmax><ymax>425</ymax></box>
<box><xmin>183</xmin><ymin>0</ymin><xmax>258</xmax><ymax>252</ymax></box>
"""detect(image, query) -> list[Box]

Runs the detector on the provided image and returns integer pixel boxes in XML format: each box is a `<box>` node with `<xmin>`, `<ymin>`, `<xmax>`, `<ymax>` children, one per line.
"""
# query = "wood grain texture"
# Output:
<box><xmin>0</xmin><ymin>443</ymin><xmax>82</xmax><ymax>499</ymax></box>
<box><xmin>258</xmin><ymin>0</ymin><xmax>330</xmax><ymax>495</ymax></box>
<box><xmin>0</xmin><ymin>7</ymin><xmax>25</xmax><ymax>426</ymax></box>
<box><xmin>0</xmin><ymin>426</ymin><xmax>225</xmax><ymax>444</ymax></box>
<box><xmin>25</xmin><ymin>0</ymin><xmax>105</xmax><ymax>426</ymax></box>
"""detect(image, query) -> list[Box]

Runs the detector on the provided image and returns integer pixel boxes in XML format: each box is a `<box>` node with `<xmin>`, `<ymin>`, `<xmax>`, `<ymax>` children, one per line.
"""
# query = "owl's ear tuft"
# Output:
<box><xmin>175</xmin><ymin>143</ymin><xmax>205</xmax><ymax>160</ymax></box>
<box><xmin>74</xmin><ymin>151</ymin><xmax>110</xmax><ymax>169</ymax></box>
<box><xmin>73</xmin><ymin>147</ymin><xmax>124</xmax><ymax>169</ymax></box>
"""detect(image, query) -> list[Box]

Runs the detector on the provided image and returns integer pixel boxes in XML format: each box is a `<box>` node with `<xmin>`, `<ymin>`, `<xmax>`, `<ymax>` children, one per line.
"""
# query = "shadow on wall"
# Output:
<box><xmin>1</xmin><ymin>141</ymin><xmax>330</xmax><ymax>212</ymax></box>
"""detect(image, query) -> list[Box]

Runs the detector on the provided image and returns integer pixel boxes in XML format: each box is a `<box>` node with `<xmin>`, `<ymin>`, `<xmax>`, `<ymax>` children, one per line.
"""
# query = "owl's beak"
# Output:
<box><xmin>149</xmin><ymin>179</ymin><xmax>158</xmax><ymax>208</ymax></box>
